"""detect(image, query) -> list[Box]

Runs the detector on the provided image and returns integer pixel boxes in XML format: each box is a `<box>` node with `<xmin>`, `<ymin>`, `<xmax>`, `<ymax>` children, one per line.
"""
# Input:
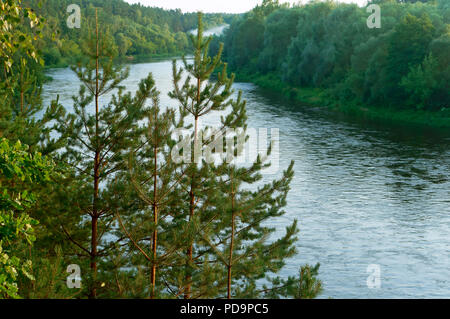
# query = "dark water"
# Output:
<box><xmin>43</xmin><ymin>60</ymin><xmax>450</xmax><ymax>299</ymax></box>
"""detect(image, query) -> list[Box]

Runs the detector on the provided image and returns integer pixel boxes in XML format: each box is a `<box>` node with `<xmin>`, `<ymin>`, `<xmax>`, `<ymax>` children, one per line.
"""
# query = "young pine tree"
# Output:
<box><xmin>168</xmin><ymin>12</ymin><xmax>240</xmax><ymax>298</ymax></box>
<box><xmin>112</xmin><ymin>92</ymin><xmax>188</xmax><ymax>299</ymax></box>
<box><xmin>55</xmin><ymin>9</ymin><xmax>156</xmax><ymax>298</ymax></box>
<box><xmin>166</xmin><ymin>12</ymin><xmax>317</xmax><ymax>299</ymax></box>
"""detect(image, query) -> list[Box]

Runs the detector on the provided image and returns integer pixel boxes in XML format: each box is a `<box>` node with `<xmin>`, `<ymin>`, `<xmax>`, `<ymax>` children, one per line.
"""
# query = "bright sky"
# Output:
<box><xmin>125</xmin><ymin>0</ymin><xmax>369</xmax><ymax>14</ymax></box>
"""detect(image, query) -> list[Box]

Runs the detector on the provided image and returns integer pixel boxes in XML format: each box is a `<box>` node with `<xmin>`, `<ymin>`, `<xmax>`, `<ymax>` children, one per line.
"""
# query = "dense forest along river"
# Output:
<box><xmin>43</xmin><ymin>59</ymin><xmax>450</xmax><ymax>299</ymax></box>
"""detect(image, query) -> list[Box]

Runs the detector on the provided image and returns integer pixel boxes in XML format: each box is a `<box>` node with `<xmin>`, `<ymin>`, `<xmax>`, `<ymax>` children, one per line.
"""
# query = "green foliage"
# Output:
<box><xmin>262</xmin><ymin>263</ymin><xmax>323</xmax><ymax>299</ymax></box>
<box><xmin>18</xmin><ymin>245</ymin><xmax>80</xmax><ymax>299</ymax></box>
<box><xmin>221</xmin><ymin>0</ymin><xmax>449</xmax><ymax>115</ymax></box>
<box><xmin>0</xmin><ymin>0</ymin><xmax>65</xmax><ymax>154</ymax></box>
<box><xmin>383</xmin><ymin>13</ymin><xmax>435</xmax><ymax>103</ymax></box>
<box><xmin>296</xmin><ymin>263</ymin><xmax>323</xmax><ymax>299</ymax></box>
<box><xmin>257</xmin><ymin>8</ymin><xmax>303</xmax><ymax>73</ymax></box>
<box><xmin>23</xmin><ymin>0</ymin><xmax>228</xmax><ymax>67</ymax></box>
<box><xmin>401</xmin><ymin>47</ymin><xmax>450</xmax><ymax>111</ymax></box>
<box><xmin>221</xmin><ymin>1</ymin><xmax>287</xmax><ymax>70</ymax></box>
<box><xmin>0</xmin><ymin>138</ymin><xmax>55</xmax><ymax>298</ymax></box>
<box><xmin>401</xmin><ymin>54</ymin><xmax>439</xmax><ymax>109</ymax></box>
<box><xmin>0</xmin><ymin>1</ymin><xmax>67</xmax><ymax>299</ymax></box>
<box><xmin>0</xmin><ymin>0</ymin><xmax>44</xmax><ymax>73</ymax></box>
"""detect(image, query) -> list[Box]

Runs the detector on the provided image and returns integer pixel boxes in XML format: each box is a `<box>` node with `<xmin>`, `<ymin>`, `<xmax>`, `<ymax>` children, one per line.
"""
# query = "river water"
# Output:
<box><xmin>42</xmin><ymin>59</ymin><xmax>450</xmax><ymax>299</ymax></box>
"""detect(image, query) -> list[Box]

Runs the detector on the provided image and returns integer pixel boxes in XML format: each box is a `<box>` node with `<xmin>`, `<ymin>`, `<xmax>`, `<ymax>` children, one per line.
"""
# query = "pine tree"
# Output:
<box><xmin>112</xmin><ymin>92</ymin><xmax>188</xmax><ymax>298</ymax></box>
<box><xmin>205</xmin><ymin>159</ymin><xmax>300</xmax><ymax>298</ymax></box>
<box><xmin>168</xmin><ymin>12</ymin><xmax>240</xmax><ymax>298</ymax></box>
<box><xmin>54</xmin><ymin>9</ymin><xmax>157</xmax><ymax>298</ymax></box>
<box><xmin>166</xmin><ymin>12</ymin><xmax>312</xmax><ymax>299</ymax></box>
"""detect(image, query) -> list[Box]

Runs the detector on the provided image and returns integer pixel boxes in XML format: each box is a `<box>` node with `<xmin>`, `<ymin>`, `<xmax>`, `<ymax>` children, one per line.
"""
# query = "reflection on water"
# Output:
<box><xmin>43</xmin><ymin>60</ymin><xmax>450</xmax><ymax>299</ymax></box>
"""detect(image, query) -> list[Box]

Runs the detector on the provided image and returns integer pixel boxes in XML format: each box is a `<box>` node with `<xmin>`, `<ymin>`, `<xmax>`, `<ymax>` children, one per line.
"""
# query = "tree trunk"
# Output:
<box><xmin>151</xmin><ymin>116</ymin><xmax>158</xmax><ymax>299</ymax></box>
<box><xmin>150</xmin><ymin>204</ymin><xmax>157</xmax><ymax>298</ymax></box>
<box><xmin>227</xmin><ymin>180</ymin><xmax>236</xmax><ymax>299</ymax></box>
<box><xmin>89</xmin><ymin>8</ymin><xmax>100</xmax><ymax>299</ymax></box>
<box><xmin>185</xmin><ymin>114</ymin><xmax>199</xmax><ymax>299</ymax></box>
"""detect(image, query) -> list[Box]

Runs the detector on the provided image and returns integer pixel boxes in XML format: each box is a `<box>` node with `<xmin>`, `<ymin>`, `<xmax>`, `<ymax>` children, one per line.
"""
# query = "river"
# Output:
<box><xmin>42</xmin><ymin>59</ymin><xmax>450</xmax><ymax>299</ymax></box>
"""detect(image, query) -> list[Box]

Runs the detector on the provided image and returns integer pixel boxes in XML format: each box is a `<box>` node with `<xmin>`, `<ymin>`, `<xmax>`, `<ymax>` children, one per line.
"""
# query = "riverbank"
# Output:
<box><xmin>233</xmin><ymin>71</ymin><xmax>450</xmax><ymax>130</ymax></box>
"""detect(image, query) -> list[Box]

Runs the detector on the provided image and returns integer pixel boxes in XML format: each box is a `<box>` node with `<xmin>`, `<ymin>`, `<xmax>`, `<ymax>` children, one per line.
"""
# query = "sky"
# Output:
<box><xmin>125</xmin><ymin>0</ymin><xmax>369</xmax><ymax>14</ymax></box>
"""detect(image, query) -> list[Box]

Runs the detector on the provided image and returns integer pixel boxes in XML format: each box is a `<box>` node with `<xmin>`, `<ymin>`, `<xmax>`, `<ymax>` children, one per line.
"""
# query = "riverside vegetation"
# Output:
<box><xmin>23</xmin><ymin>0</ymin><xmax>234</xmax><ymax>68</ymax></box>
<box><xmin>212</xmin><ymin>0</ymin><xmax>450</xmax><ymax>128</ymax></box>
<box><xmin>0</xmin><ymin>0</ymin><xmax>322</xmax><ymax>299</ymax></box>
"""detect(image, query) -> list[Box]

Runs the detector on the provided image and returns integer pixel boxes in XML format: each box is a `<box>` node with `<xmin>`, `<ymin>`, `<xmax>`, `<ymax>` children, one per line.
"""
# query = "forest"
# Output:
<box><xmin>214</xmin><ymin>0</ymin><xmax>450</xmax><ymax>126</ymax></box>
<box><xmin>0</xmin><ymin>0</ymin><xmax>322</xmax><ymax>299</ymax></box>
<box><xmin>23</xmin><ymin>0</ymin><xmax>233</xmax><ymax>67</ymax></box>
